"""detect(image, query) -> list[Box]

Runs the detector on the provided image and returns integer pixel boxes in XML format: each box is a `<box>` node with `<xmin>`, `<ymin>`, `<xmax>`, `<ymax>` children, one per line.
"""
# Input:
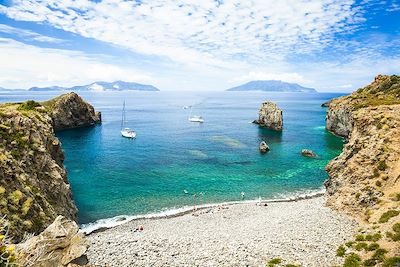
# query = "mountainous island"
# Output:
<box><xmin>3</xmin><ymin>81</ymin><xmax>160</xmax><ymax>92</ymax></box>
<box><xmin>226</xmin><ymin>80</ymin><xmax>317</xmax><ymax>92</ymax></box>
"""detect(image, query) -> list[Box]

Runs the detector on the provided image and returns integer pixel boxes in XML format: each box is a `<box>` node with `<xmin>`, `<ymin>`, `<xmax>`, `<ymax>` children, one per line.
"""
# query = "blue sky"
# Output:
<box><xmin>0</xmin><ymin>0</ymin><xmax>399</xmax><ymax>91</ymax></box>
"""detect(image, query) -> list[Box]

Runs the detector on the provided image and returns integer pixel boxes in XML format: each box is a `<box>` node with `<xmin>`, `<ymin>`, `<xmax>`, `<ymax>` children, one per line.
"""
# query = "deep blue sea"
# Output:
<box><xmin>0</xmin><ymin>91</ymin><xmax>344</xmax><ymax>229</ymax></box>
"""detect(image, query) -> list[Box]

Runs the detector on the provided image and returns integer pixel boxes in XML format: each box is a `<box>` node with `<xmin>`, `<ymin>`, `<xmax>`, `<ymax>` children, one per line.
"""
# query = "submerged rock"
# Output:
<box><xmin>301</xmin><ymin>149</ymin><xmax>317</xmax><ymax>158</ymax></box>
<box><xmin>259</xmin><ymin>141</ymin><xmax>270</xmax><ymax>153</ymax></box>
<box><xmin>253</xmin><ymin>101</ymin><xmax>283</xmax><ymax>131</ymax></box>
<box><xmin>17</xmin><ymin>216</ymin><xmax>88</xmax><ymax>267</ymax></box>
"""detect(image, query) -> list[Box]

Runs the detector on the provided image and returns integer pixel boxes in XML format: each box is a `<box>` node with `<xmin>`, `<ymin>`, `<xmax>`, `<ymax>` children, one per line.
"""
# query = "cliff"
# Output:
<box><xmin>43</xmin><ymin>92</ymin><xmax>101</xmax><ymax>130</ymax></box>
<box><xmin>0</xmin><ymin>92</ymin><xmax>101</xmax><ymax>242</ymax></box>
<box><xmin>253</xmin><ymin>101</ymin><xmax>283</xmax><ymax>131</ymax></box>
<box><xmin>325</xmin><ymin>75</ymin><xmax>400</xmax><ymax>262</ymax></box>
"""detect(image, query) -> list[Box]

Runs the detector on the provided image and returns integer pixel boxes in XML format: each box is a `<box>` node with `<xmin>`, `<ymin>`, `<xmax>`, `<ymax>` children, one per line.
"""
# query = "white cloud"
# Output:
<box><xmin>0</xmin><ymin>24</ymin><xmax>65</xmax><ymax>43</ymax></box>
<box><xmin>0</xmin><ymin>38</ymin><xmax>151</xmax><ymax>89</ymax></box>
<box><xmin>0</xmin><ymin>0</ymin><xmax>361</xmax><ymax>67</ymax></box>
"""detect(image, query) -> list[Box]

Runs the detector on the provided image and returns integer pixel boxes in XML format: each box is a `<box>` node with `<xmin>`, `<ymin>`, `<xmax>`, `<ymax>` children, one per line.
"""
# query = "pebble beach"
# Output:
<box><xmin>87</xmin><ymin>196</ymin><xmax>357</xmax><ymax>266</ymax></box>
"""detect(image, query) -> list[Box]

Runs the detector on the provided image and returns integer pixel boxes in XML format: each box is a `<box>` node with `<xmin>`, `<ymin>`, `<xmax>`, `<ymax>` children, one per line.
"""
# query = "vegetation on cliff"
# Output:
<box><xmin>0</xmin><ymin>93</ymin><xmax>101</xmax><ymax>242</ymax></box>
<box><xmin>325</xmin><ymin>75</ymin><xmax>400</xmax><ymax>265</ymax></box>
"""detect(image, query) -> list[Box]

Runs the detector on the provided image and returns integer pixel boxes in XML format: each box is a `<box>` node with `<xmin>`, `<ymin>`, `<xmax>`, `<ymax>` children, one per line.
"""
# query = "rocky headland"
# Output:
<box><xmin>253</xmin><ymin>101</ymin><xmax>283</xmax><ymax>131</ymax></box>
<box><xmin>0</xmin><ymin>92</ymin><xmax>100</xmax><ymax>266</ymax></box>
<box><xmin>325</xmin><ymin>75</ymin><xmax>400</xmax><ymax>264</ymax></box>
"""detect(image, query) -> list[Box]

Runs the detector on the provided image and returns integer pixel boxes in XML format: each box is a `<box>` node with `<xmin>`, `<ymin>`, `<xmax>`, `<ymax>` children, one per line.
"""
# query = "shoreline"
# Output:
<box><xmin>81</xmin><ymin>188</ymin><xmax>326</xmax><ymax>235</ymax></box>
<box><xmin>86</xmin><ymin>195</ymin><xmax>357</xmax><ymax>266</ymax></box>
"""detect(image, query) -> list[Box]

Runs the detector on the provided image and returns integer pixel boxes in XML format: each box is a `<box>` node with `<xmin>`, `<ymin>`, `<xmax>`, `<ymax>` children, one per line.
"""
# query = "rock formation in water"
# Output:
<box><xmin>0</xmin><ymin>92</ymin><xmax>101</xmax><ymax>242</ymax></box>
<box><xmin>325</xmin><ymin>75</ymin><xmax>400</xmax><ymax>260</ymax></box>
<box><xmin>259</xmin><ymin>141</ymin><xmax>270</xmax><ymax>153</ymax></box>
<box><xmin>253</xmin><ymin>101</ymin><xmax>283</xmax><ymax>131</ymax></box>
<box><xmin>301</xmin><ymin>149</ymin><xmax>317</xmax><ymax>158</ymax></box>
<box><xmin>16</xmin><ymin>215</ymin><xmax>88</xmax><ymax>266</ymax></box>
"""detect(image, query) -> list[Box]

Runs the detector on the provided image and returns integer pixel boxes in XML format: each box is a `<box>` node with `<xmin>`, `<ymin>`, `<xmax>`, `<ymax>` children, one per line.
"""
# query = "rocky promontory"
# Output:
<box><xmin>253</xmin><ymin>101</ymin><xmax>283</xmax><ymax>131</ymax></box>
<box><xmin>44</xmin><ymin>92</ymin><xmax>101</xmax><ymax>130</ymax></box>
<box><xmin>325</xmin><ymin>75</ymin><xmax>400</xmax><ymax>263</ymax></box>
<box><xmin>0</xmin><ymin>92</ymin><xmax>101</xmax><ymax>243</ymax></box>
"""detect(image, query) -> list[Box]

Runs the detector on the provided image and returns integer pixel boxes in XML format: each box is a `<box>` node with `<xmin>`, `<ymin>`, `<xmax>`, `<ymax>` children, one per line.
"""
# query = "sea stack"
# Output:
<box><xmin>254</xmin><ymin>101</ymin><xmax>283</xmax><ymax>131</ymax></box>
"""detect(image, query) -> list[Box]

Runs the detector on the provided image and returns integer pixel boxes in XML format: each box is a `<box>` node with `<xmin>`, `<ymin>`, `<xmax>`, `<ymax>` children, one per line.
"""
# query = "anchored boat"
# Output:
<box><xmin>120</xmin><ymin>101</ymin><xmax>136</xmax><ymax>138</ymax></box>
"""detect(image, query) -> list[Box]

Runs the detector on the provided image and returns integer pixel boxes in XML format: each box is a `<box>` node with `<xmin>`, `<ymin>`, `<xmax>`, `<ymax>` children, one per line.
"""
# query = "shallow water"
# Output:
<box><xmin>0</xmin><ymin>90</ymin><xmax>344</xmax><ymax>225</ymax></box>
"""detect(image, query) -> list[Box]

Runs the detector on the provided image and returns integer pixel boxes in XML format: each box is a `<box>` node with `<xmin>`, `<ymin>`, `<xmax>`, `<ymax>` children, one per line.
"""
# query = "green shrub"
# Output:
<box><xmin>336</xmin><ymin>245</ymin><xmax>346</xmax><ymax>257</ymax></box>
<box><xmin>355</xmin><ymin>242</ymin><xmax>368</xmax><ymax>251</ymax></box>
<box><xmin>285</xmin><ymin>265</ymin><xmax>301</xmax><ymax>267</ymax></box>
<box><xmin>379</xmin><ymin>210</ymin><xmax>399</xmax><ymax>223</ymax></box>
<box><xmin>383</xmin><ymin>257</ymin><xmax>400</xmax><ymax>267</ymax></box>
<box><xmin>343</xmin><ymin>253</ymin><xmax>361</xmax><ymax>267</ymax></box>
<box><xmin>365</xmin><ymin>233</ymin><xmax>382</xmax><ymax>242</ymax></box>
<box><xmin>363</xmin><ymin>258</ymin><xmax>377</xmax><ymax>267</ymax></box>
<box><xmin>9</xmin><ymin>190</ymin><xmax>23</xmax><ymax>204</ymax></box>
<box><xmin>268</xmin><ymin>258</ymin><xmax>282</xmax><ymax>267</ymax></box>
<box><xmin>17</xmin><ymin>100</ymin><xmax>41</xmax><ymax>111</ymax></box>
<box><xmin>345</xmin><ymin>241</ymin><xmax>355</xmax><ymax>248</ymax></box>
<box><xmin>355</xmin><ymin>235</ymin><xmax>365</xmax><ymax>241</ymax></box>
<box><xmin>375</xmin><ymin>180</ymin><xmax>382</xmax><ymax>187</ymax></box>
<box><xmin>21</xmin><ymin>197</ymin><xmax>33</xmax><ymax>215</ymax></box>
<box><xmin>377</xmin><ymin>160</ymin><xmax>388</xmax><ymax>171</ymax></box>
<box><xmin>371</xmin><ymin>248</ymin><xmax>387</xmax><ymax>261</ymax></box>
<box><xmin>0</xmin><ymin>218</ymin><xmax>17</xmax><ymax>266</ymax></box>
<box><xmin>367</xmin><ymin>243</ymin><xmax>380</xmax><ymax>251</ymax></box>
<box><xmin>386</xmin><ymin>223</ymin><xmax>400</xmax><ymax>241</ymax></box>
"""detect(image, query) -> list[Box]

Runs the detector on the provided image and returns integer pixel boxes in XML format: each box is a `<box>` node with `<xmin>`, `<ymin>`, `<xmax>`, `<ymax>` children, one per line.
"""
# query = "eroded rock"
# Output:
<box><xmin>16</xmin><ymin>216</ymin><xmax>88</xmax><ymax>267</ymax></box>
<box><xmin>253</xmin><ymin>101</ymin><xmax>283</xmax><ymax>131</ymax></box>
<box><xmin>259</xmin><ymin>141</ymin><xmax>270</xmax><ymax>153</ymax></box>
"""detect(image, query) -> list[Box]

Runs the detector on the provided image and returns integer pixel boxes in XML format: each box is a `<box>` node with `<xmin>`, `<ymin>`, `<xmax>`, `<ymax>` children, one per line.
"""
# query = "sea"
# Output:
<box><xmin>0</xmin><ymin>90</ymin><xmax>345</xmax><ymax>232</ymax></box>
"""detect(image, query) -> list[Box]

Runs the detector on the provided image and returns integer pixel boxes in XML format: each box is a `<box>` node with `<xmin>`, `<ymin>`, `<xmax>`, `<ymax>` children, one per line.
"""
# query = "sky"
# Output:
<box><xmin>0</xmin><ymin>0</ymin><xmax>399</xmax><ymax>92</ymax></box>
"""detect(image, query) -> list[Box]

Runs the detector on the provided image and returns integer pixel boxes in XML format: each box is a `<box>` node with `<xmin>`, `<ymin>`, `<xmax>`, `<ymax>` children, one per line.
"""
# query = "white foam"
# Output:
<box><xmin>80</xmin><ymin>187</ymin><xmax>326</xmax><ymax>234</ymax></box>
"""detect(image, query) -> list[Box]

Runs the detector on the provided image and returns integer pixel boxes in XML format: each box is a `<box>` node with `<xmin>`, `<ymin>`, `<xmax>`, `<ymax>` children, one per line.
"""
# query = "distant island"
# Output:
<box><xmin>29</xmin><ymin>81</ymin><xmax>159</xmax><ymax>92</ymax></box>
<box><xmin>0</xmin><ymin>81</ymin><xmax>160</xmax><ymax>91</ymax></box>
<box><xmin>226</xmin><ymin>80</ymin><xmax>316</xmax><ymax>92</ymax></box>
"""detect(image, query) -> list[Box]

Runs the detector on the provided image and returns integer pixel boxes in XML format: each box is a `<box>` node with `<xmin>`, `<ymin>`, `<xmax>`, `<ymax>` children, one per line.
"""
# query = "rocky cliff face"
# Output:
<box><xmin>43</xmin><ymin>92</ymin><xmax>101</xmax><ymax>130</ymax></box>
<box><xmin>0</xmin><ymin>93</ymin><xmax>101</xmax><ymax>242</ymax></box>
<box><xmin>325</xmin><ymin>75</ymin><xmax>400</xmax><ymax>259</ymax></box>
<box><xmin>253</xmin><ymin>101</ymin><xmax>283</xmax><ymax>131</ymax></box>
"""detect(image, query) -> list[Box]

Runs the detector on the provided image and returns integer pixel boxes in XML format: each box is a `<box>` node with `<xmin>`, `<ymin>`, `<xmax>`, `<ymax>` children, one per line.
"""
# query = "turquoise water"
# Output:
<box><xmin>0</xmin><ymin>91</ymin><xmax>344</xmax><ymax>225</ymax></box>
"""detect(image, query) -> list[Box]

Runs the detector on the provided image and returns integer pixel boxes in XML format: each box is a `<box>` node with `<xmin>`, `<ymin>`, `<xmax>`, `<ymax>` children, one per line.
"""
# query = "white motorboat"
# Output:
<box><xmin>188</xmin><ymin>115</ymin><xmax>204</xmax><ymax>123</ymax></box>
<box><xmin>188</xmin><ymin>106</ymin><xmax>204</xmax><ymax>123</ymax></box>
<box><xmin>120</xmin><ymin>101</ymin><xmax>136</xmax><ymax>138</ymax></box>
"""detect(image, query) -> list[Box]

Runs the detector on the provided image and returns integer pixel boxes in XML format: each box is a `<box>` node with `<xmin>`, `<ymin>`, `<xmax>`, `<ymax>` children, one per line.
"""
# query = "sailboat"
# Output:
<box><xmin>188</xmin><ymin>106</ymin><xmax>204</xmax><ymax>123</ymax></box>
<box><xmin>120</xmin><ymin>101</ymin><xmax>136</xmax><ymax>138</ymax></box>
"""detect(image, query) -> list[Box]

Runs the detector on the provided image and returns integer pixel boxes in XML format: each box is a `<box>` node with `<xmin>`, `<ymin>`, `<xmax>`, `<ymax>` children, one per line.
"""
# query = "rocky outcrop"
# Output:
<box><xmin>0</xmin><ymin>93</ymin><xmax>100</xmax><ymax>242</ymax></box>
<box><xmin>326</xmin><ymin>98</ymin><xmax>353</xmax><ymax>137</ymax></box>
<box><xmin>43</xmin><ymin>92</ymin><xmax>101</xmax><ymax>131</ymax></box>
<box><xmin>301</xmin><ymin>149</ymin><xmax>316</xmax><ymax>158</ymax></box>
<box><xmin>16</xmin><ymin>216</ymin><xmax>88</xmax><ymax>267</ymax></box>
<box><xmin>259</xmin><ymin>141</ymin><xmax>270</xmax><ymax>153</ymax></box>
<box><xmin>253</xmin><ymin>101</ymin><xmax>283</xmax><ymax>131</ymax></box>
<box><xmin>325</xmin><ymin>75</ymin><xmax>400</xmax><ymax>259</ymax></box>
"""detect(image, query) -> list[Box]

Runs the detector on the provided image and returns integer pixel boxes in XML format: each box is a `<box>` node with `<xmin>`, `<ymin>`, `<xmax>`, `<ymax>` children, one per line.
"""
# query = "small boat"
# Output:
<box><xmin>189</xmin><ymin>116</ymin><xmax>204</xmax><ymax>123</ymax></box>
<box><xmin>120</xmin><ymin>101</ymin><xmax>136</xmax><ymax>138</ymax></box>
<box><xmin>188</xmin><ymin>106</ymin><xmax>204</xmax><ymax>123</ymax></box>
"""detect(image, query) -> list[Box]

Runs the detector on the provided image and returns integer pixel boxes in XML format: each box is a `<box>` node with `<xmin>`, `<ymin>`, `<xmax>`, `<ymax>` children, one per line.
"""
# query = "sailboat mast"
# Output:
<box><xmin>121</xmin><ymin>100</ymin><xmax>125</xmax><ymax>130</ymax></box>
